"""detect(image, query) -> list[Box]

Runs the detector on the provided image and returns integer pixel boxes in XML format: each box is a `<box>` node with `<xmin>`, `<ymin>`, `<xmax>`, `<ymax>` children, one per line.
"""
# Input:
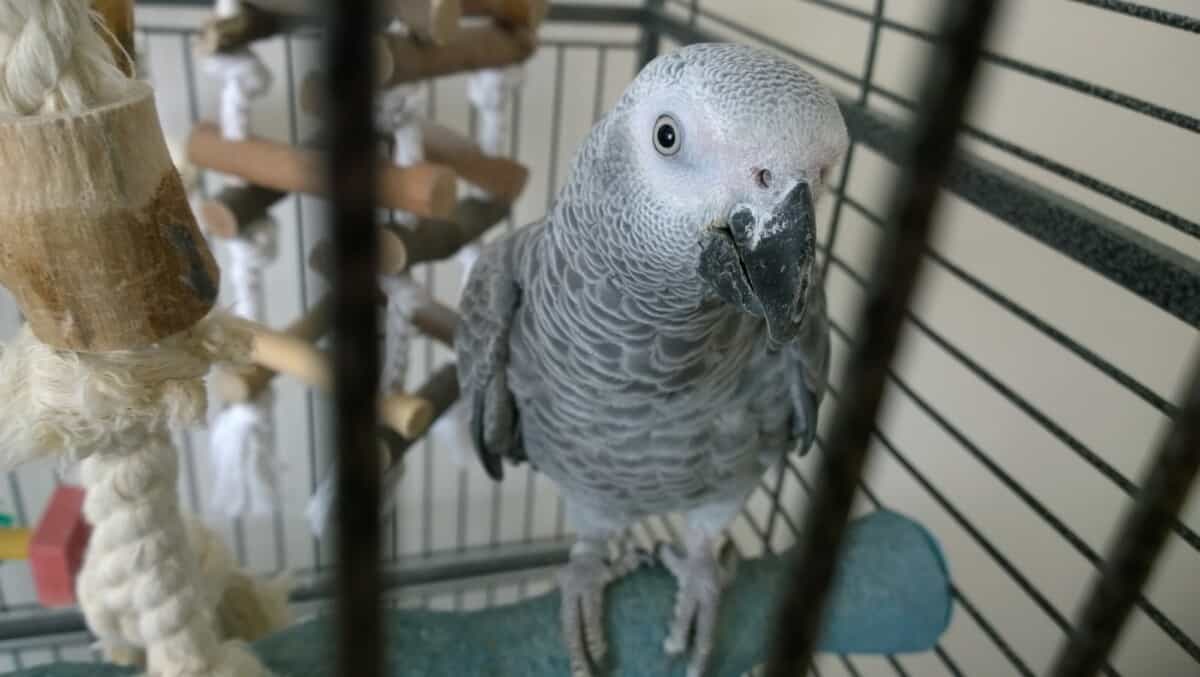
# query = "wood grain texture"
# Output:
<box><xmin>186</xmin><ymin>122</ymin><xmax>458</xmax><ymax>218</ymax></box>
<box><xmin>461</xmin><ymin>0</ymin><xmax>547</xmax><ymax>29</ymax></box>
<box><xmin>91</xmin><ymin>0</ymin><xmax>136</xmax><ymax>76</ymax></box>
<box><xmin>0</xmin><ymin>83</ymin><xmax>219</xmax><ymax>351</ymax></box>
<box><xmin>394</xmin><ymin>0</ymin><xmax>462</xmax><ymax>45</ymax></box>
<box><xmin>421</xmin><ymin>122</ymin><xmax>529</xmax><ymax>203</ymax></box>
<box><xmin>199</xmin><ymin>3</ymin><xmax>283</xmax><ymax>54</ymax></box>
<box><xmin>302</xmin><ymin>25</ymin><xmax>535</xmax><ymax>99</ymax></box>
<box><xmin>214</xmin><ymin>294</ymin><xmax>332</xmax><ymax>403</ymax></box>
<box><xmin>199</xmin><ymin>185</ymin><xmax>288</xmax><ymax>239</ymax></box>
<box><xmin>308</xmin><ymin>197</ymin><xmax>508</xmax><ymax>277</ymax></box>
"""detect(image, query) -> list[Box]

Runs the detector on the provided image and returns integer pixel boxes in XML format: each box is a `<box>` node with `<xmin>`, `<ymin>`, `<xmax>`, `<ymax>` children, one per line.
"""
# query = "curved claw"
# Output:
<box><xmin>558</xmin><ymin>553</ymin><xmax>613</xmax><ymax>677</ymax></box>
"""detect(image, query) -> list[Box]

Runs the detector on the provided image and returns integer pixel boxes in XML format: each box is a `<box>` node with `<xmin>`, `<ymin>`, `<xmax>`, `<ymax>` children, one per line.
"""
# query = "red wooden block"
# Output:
<box><xmin>29</xmin><ymin>486</ymin><xmax>89</xmax><ymax>607</ymax></box>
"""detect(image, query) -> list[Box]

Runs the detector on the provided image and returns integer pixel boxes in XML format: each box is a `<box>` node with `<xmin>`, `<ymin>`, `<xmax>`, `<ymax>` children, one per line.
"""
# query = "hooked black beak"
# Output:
<box><xmin>698</xmin><ymin>182</ymin><xmax>816</xmax><ymax>343</ymax></box>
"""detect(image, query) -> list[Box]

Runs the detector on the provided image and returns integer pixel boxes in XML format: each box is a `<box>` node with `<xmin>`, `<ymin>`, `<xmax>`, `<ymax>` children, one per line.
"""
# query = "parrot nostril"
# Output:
<box><xmin>754</xmin><ymin>168</ymin><xmax>772</xmax><ymax>189</ymax></box>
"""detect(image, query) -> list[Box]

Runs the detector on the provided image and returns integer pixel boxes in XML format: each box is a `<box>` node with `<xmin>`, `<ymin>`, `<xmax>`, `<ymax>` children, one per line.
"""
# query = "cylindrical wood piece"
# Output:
<box><xmin>379</xmin><ymin>392</ymin><xmax>435</xmax><ymax>439</ymax></box>
<box><xmin>422</xmin><ymin>122</ymin><xmax>529</xmax><ymax>203</ymax></box>
<box><xmin>302</xmin><ymin>25</ymin><xmax>535</xmax><ymax>98</ymax></box>
<box><xmin>461</xmin><ymin>0</ymin><xmax>547</xmax><ymax>29</ymax></box>
<box><xmin>308</xmin><ymin>197</ymin><xmax>508</xmax><ymax>278</ymax></box>
<box><xmin>381</xmin><ymin>364</ymin><xmax>460</xmax><ymax>465</ymax></box>
<box><xmin>223</xmin><ymin>314</ymin><xmax>434</xmax><ymax>439</ymax></box>
<box><xmin>186</xmin><ymin>122</ymin><xmax>458</xmax><ymax>218</ymax></box>
<box><xmin>0</xmin><ymin>82</ymin><xmax>220</xmax><ymax>351</ymax></box>
<box><xmin>199</xmin><ymin>184</ymin><xmax>288</xmax><ymax>239</ymax></box>
<box><xmin>248</xmin><ymin>323</ymin><xmax>332</xmax><ymax>391</ymax></box>
<box><xmin>310</xmin><ymin>227</ymin><xmax>409</xmax><ymax>278</ymax></box>
<box><xmin>199</xmin><ymin>3</ymin><xmax>282</xmax><ymax>53</ymax></box>
<box><xmin>411</xmin><ymin>301</ymin><xmax>457</xmax><ymax>347</ymax></box>
<box><xmin>395</xmin><ymin>0</ymin><xmax>462</xmax><ymax>45</ymax></box>
<box><xmin>395</xmin><ymin>197</ymin><xmax>510</xmax><ymax>267</ymax></box>
<box><xmin>215</xmin><ymin>295</ymin><xmax>332</xmax><ymax>402</ymax></box>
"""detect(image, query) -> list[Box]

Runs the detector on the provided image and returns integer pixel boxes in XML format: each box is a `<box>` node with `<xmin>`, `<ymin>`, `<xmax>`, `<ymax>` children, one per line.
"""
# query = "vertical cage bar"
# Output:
<box><xmin>764</xmin><ymin>2</ymin><xmax>998</xmax><ymax>675</ymax></box>
<box><xmin>638</xmin><ymin>0</ymin><xmax>665</xmax><ymax>67</ymax></box>
<box><xmin>1048</xmin><ymin>352</ymin><xmax>1200</xmax><ymax>677</ymax></box>
<box><xmin>323</xmin><ymin>0</ymin><xmax>384</xmax><ymax>674</ymax></box>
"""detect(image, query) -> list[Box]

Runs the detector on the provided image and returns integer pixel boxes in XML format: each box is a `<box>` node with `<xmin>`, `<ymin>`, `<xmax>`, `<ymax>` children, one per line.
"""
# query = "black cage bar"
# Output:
<box><xmin>0</xmin><ymin>1</ymin><xmax>1194</xmax><ymax>675</ymax></box>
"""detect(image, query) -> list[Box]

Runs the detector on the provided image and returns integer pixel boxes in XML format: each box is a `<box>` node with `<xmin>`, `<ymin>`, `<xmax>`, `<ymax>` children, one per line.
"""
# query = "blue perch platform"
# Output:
<box><xmin>8</xmin><ymin>509</ymin><xmax>951</xmax><ymax>677</ymax></box>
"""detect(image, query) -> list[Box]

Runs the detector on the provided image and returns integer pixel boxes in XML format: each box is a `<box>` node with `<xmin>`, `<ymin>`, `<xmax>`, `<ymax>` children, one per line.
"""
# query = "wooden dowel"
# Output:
<box><xmin>309</xmin><ymin>197</ymin><xmax>508</xmax><ymax>277</ymax></box>
<box><xmin>199</xmin><ymin>3</ymin><xmax>282</xmax><ymax>53</ymax></box>
<box><xmin>302</xmin><ymin>25</ymin><xmax>535</xmax><ymax>101</ymax></box>
<box><xmin>221</xmin><ymin>313</ymin><xmax>434</xmax><ymax>439</ymax></box>
<box><xmin>461</xmin><ymin>0</ymin><xmax>547</xmax><ymax>29</ymax></box>
<box><xmin>215</xmin><ymin>295</ymin><xmax>333</xmax><ymax>403</ymax></box>
<box><xmin>244</xmin><ymin>0</ymin><xmax>462</xmax><ymax>43</ymax></box>
<box><xmin>379</xmin><ymin>392</ymin><xmax>435</xmax><ymax>440</ymax></box>
<box><xmin>380</xmin><ymin>363</ymin><xmax>460</xmax><ymax>466</ymax></box>
<box><xmin>246</xmin><ymin>322</ymin><xmax>332</xmax><ymax>392</ymax></box>
<box><xmin>411</xmin><ymin>301</ymin><xmax>457</xmax><ymax>347</ymax></box>
<box><xmin>395</xmin><ymin>197</ymin><xmax>510</xmax><ymax>266</ymax></box>
<box><xmin>394</xmin><ymin>0</ymin><xmax>462</xmax><ymax>45</ymax></box>
<box><xmin>199</xmin><ymin>184</ymin><xmax>288</xmax><ymax>239</ymax></box>
<box><xmin>186</xmin><ymin>122</ymin><xmax>458</xmax><ymax>218</ymax></box>
<box><xmin>421</xmin><ymin>122</ymin><xmax>529</xmax><ymax>203</ymax></box>
<box><xmin>310</xmin><ymin>227</ymin><xmax>410</xmax><ymax>278</ymax></box>
<box><xmin>296</xmin><ymin>113</ymin><xmax>528</xmax><ymax>205</ymax></box>
<box><xmin>91</xmin><ymin>0</ymin><xmax>136</xmax><ymax>76</ymax></box>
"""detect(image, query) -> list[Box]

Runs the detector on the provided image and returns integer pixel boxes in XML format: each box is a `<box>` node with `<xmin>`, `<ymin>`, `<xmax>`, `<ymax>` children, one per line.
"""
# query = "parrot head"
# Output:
<box><xmin>560</xmin><ymin>42</ymin><xmax>848</xmax><ymax>342</ymax></box>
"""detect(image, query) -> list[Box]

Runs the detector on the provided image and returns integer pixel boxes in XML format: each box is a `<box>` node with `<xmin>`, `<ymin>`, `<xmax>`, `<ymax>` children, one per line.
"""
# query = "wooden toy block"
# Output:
<box><xmin>29</xmin><ymin>486</ymin><xmax>90</xmax><ymax>608</ymax></box>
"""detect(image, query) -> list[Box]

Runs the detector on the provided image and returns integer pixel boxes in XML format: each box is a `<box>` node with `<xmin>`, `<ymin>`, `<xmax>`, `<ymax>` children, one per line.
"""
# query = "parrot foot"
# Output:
<box><xmin>559</xmin><ymin>545</ymin><xmax>652</xmax><ymax>677</ymax></box>
<box><xmin>659</xmin><ymin>539</ymin><xmax>738</xmax><ymax>677</ymax></box>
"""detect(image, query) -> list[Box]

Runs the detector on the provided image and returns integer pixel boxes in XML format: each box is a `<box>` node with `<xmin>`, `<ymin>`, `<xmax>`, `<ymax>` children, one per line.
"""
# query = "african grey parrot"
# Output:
<box><xmin>455</xmin><ymin>43</ymin><xmax>848</xmax><ymax>677</ymax></box>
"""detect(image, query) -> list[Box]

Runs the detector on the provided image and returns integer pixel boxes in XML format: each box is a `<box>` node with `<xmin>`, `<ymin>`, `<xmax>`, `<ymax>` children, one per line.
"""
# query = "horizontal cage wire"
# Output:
<box><xmin>0</xmin><ymin>1</ymin><xmax>1195</xmax><ymax>676</ymax></box>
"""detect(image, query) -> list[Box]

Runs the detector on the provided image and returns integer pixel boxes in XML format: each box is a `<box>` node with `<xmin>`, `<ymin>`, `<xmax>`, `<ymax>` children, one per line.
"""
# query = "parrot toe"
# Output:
<box><xmin>558</xmin><ymin>551</ymin><xmax>617</xmax><ymax>676</ymax></box>
<box><xmin>660</xmin><ymin>540</ymin><xmax>739</xmax><ymax>677</ymax></box>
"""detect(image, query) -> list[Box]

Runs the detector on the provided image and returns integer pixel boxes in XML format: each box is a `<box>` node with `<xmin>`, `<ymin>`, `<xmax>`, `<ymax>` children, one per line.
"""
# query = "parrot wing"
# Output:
<box><xmin>455</xmin><ymin>226</ymin><xmax>536</xmax><ymax>480</ymax></box>
<box><xmin>788</xmin><ymin>284</ymin><xmax>831</xmax><ymax>454</ymax></box>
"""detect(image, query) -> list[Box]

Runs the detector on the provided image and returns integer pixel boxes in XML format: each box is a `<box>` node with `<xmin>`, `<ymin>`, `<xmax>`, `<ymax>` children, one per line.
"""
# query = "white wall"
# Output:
<box><xmin>0</xmin><ymin>1</ymin><xmax>1196</xmax><ymax>675</ymax></box>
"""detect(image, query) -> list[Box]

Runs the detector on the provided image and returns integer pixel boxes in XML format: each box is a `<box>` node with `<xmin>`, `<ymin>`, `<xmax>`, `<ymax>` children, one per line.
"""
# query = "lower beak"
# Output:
<box><xmin>699</xmin><ymin>182</ymin><xmax>816</xmax><ymax>342</ymax></box>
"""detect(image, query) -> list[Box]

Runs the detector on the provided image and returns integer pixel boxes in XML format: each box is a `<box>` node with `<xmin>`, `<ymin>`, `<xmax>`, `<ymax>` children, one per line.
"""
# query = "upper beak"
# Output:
<box><xmin>698</xmin><ymin>181</ymin><xmax>816</xmax><ymax>343</ymax></box>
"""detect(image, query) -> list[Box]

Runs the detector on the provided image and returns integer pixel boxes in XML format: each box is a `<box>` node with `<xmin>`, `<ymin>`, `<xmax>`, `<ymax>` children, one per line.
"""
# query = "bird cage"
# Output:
<box><xmin>0</xmin><ymin>1</ymin><xmax>1195</xmax><ymax>676</ymax></box>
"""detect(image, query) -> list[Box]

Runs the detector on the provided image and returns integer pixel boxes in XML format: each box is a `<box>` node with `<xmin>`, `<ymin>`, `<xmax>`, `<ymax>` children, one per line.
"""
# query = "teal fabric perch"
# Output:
<box><xmin>6</xmin><ymin>510</ymin><xmax>951</xmax><ymax>677</ymax></box>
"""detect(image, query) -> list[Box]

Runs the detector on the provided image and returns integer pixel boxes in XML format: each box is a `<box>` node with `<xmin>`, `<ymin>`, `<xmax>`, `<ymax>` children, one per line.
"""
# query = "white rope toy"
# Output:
<box><xmin>0</xmin><ymin>5</ymin><xmax>273</xmax><ymax>673</ymax></box>
<box><xmin>203</xmin><ymin>10</ymin><xmax>282</xmax><ymax>519</ymax></box>
<box><xmin>305</xmin><ymin>80</ymin><xmax>427</xmax><ymax>536</ymax></box>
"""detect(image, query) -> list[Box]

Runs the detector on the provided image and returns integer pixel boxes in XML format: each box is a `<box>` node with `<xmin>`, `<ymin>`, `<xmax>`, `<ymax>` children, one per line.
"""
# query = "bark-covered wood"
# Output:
<box><xmin>301</xmin><ymin>25</ymin><xmax>535</xmax><ymax>103</ymax></box>
<box><xmin>199</xmin><ymin>184</ymin><xmax>288</xmax><ymax>239</ymax></box>
<box><xmin>422</xmin><ymin>122</ymin><xmax>529</xmax><ymax>203</ymax></box>
<box><xmin>461</xmin><ymin>0</ymin><xmax>547</xmax><ymax>29</ymax></box>
<box><xmin>0</xmin><ymin>83</ymin><xmax>219</xmax><ymax>351</ymax></box>
<box><xmin>199</xmin><ymin>3</ymin><xmax>282</xmax><ymax>53</ymax></box>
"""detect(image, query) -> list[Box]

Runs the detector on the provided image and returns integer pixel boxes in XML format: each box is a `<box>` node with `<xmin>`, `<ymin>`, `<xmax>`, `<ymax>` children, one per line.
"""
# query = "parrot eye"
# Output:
<box><xmin>653</xmin><ymin>115</ymin><xmax>681</xmax><ymax>156</ymax></box>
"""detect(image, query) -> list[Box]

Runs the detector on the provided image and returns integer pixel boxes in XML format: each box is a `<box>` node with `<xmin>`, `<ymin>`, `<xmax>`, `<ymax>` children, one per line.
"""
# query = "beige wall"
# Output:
<box><xmin>0</xmin><ymin>1</ymin><xmax>1195</xmax><ymax>673</ymax></box>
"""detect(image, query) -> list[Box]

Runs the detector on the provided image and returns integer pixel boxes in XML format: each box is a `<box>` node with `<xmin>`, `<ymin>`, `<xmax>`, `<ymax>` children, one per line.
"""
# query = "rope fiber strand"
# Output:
<box><xmin>0</xmin><ymin>2</ymin><xmax>285</xmax><ymax>674</ymax></box>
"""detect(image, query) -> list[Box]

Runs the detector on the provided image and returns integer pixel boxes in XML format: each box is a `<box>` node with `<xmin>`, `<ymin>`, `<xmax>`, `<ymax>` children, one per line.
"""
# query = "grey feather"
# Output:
<box><xmin>457</xmin><ymin>42</ymin><xmax>846</xmax><ymax>520</ymax></box>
